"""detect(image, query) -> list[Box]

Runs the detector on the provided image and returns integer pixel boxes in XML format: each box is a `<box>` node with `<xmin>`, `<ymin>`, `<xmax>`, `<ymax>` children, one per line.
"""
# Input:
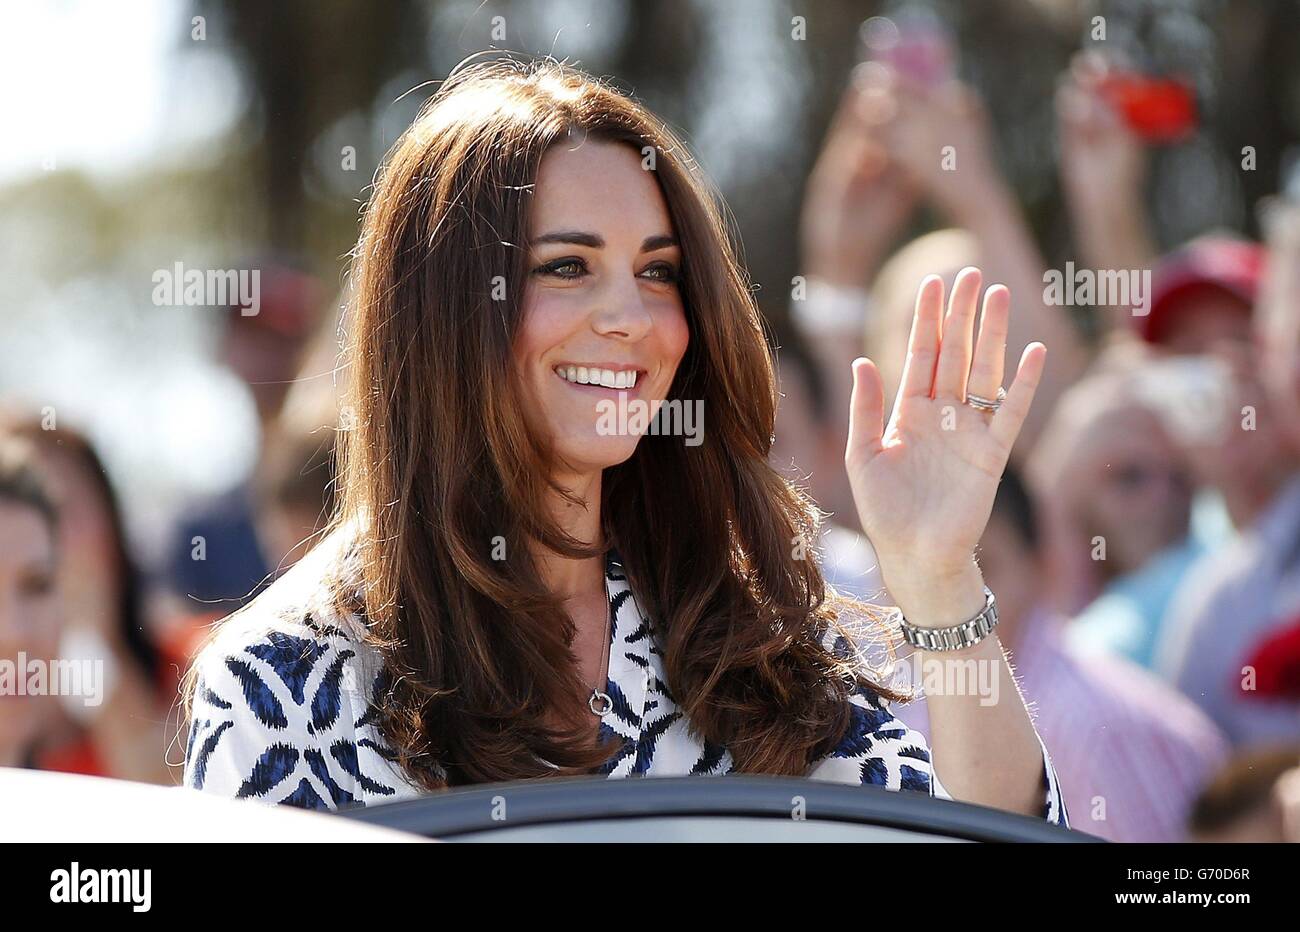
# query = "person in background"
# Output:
<box><xmin>1055</xmin><ymin>53</ymin><xmax>1157</xmax><ymax>334</ymax></box>
<box><xmin>247</xmin><ymin>285</ymin><xmax>348</xmax><ymax>574</ymax></box>
<box><xmin>0</xmin><ymin>416</ymin><xmax>173</xmax><ymax>783</ymax></box>
<box><xmin>790</xmin><ymin>54</ymin><xmax>1225</xmax><ymax>677</ymax></box>
<box><xmin>1057</xmin><ymin>52</ymin><xmax>1266</xmax><ymax>356</ymax></box>
<box><xmin>1125</xmin><ymin>238</ymin><xmax>1284</xmax><ymax>545</ymax></box>
<box><xmin>0</xmin><ymin>436</ymin><xmax>64</xmax><ymax>771</ymax></box>
<box><xmin>1159</xmin><ymin>200</ymin><xmax>1300</xmax><ymax>747</ymax></box>
<box><xmin>891</xmin><ymin>468</ymin><xmax>1228</xmax><ymax>841</ymax></box>
<box><xmin>1057</xmin><ymin>84</ymin><xmax>1295</xmax><ymax>666</ymax></box>
<box><xmin>1024</xmin><ymin>358</ymin><xmax>1206</xmax><ymax>644</ymax></box>
<box><xmin>793</xmin><ymin>57</ymin><xmax>1092</xmax><ymax>529</ymax></box>
<box><xmin>1062</xmin><ymin>343</ymin><xmax>1294</xmax><ymax>669</ymax></box>
<box><xmin>770</xmin><ymin>346</ymin><xmax>888</xmax><ymax>603</ymax></box>
<box><xmin>1057</xmin><ymin>52</ymin><xmax>1290</xmax><ymax>551</ymax></box>
<box><xmin>1188</xmin><ymin>746</ymin><xmax>1300</xmax><ymax>842</ymax></box>
<box><xmin>161</xmin><ymin>262</ymin><xmax>324</xmax><ymax>618</ymax></box>
<box><xmin>253</xmin><ymin>425</ymin><xmax>336</xmax><ymax>575</ymax></box>
<box><xmin>1025</xmin><ymin>364</ymin><xmax>1216</xmax><ymax>670</ymax></box>
<box><xmin>1137</xmin><ymin>238</ymin><xmax>1263</xmax><ymax>354</ymax></box>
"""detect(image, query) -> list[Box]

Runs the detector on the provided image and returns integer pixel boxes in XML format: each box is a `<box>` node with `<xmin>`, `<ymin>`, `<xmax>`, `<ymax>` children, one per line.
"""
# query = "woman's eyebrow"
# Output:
<box><xmin>641</xmin><ymin>234</ymin><xmax>678</xmax><ymax>252</ymax></box>
<box><xmin>531</xmin><ymin>230</ymin><xmax>603</xmax><ymax>248</ymax></box>
<box><xmin>529</xmin><ymin>232</ymin><xmax>678</xmax><ymax>251</ymax></box>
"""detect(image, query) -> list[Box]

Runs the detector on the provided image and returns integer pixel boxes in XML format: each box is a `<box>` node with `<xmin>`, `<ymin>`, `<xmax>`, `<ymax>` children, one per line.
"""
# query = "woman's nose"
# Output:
<box><xmin>591</xmin><ymin>277</ymin><xmax>654</xmax><ymax>340</ymax></box>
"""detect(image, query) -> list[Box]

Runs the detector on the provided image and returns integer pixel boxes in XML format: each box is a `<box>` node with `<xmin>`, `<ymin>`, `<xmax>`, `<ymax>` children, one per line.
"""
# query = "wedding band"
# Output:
<box><xmin>965</xmin><ymin>387</ymin><xmax>1006</xmax><ymax>412</ymax></box>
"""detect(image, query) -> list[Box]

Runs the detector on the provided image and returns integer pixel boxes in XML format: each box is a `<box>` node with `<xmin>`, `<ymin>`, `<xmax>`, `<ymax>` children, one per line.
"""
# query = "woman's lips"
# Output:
<box><xmin>553</xmin><ymin>369</ymin><xmax>645</xmax><ymax>398</ymax></box>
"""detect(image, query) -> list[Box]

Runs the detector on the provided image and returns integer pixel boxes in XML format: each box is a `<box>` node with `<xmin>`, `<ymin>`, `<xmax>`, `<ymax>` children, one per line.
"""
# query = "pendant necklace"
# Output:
<box><xmin>588</xmin><ymin>596</ymin><xmax>613</xmax><ymax>717</ymax></box>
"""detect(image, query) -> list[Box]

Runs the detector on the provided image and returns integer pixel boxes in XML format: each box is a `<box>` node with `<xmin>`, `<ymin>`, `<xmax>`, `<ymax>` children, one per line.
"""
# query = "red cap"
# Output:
<box><xmin>1141</xmin><ymin>237</ymin><xmax>1265</xmax><ymax>344</ymax></box>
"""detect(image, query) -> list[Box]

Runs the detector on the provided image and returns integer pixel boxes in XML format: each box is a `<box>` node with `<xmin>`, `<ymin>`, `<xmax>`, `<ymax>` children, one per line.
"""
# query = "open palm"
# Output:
<box><xmin>845</xmin><ymin>268</ymin><xmax>1047</xmax><ymax>589</ymax></box>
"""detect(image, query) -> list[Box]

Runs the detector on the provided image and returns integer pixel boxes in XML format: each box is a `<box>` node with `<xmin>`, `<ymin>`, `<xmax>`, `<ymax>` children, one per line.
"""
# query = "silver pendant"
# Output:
<box><xmin>588</xmin><ymin>688</ymin><xmax>613</xmax><ymax>717</ymax></box>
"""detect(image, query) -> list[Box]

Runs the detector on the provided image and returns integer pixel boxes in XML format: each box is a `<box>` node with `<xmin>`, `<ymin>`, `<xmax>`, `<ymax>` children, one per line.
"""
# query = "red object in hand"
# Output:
<box><xmin>1242</xmin><ymin>617</ymin><xmax>1300</xmax><ymax>701</ymax></box>
<box><xmin>1098</xmin><ymin>72</ymin><xmax>1197</xmax><ymax>143</ymax></box>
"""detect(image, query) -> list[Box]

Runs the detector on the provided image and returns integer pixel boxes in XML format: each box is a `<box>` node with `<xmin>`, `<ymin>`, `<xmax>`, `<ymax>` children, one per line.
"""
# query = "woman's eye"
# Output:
<box><xmin>534</xmin><ymin>258</ymin><xmax>586</xmax><ymax>279</ymax></box>
<box><xmin>641</xmin><ymin>262</ymin><xmax>679</xmax><ymax>283</ymax></box>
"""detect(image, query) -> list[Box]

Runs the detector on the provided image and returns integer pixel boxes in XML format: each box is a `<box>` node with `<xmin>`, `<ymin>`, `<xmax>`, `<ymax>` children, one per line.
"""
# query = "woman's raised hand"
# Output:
<box><xmin>845</xmin><ymin>267</ymin><xmax>1046</xmax><ymax>623</ymax></box>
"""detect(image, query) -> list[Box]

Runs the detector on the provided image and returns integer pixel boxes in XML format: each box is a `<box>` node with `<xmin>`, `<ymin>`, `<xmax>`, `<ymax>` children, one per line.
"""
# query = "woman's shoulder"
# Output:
<box><xmin>196</xmin><ymin>527</ymin><xmax>373</xmax><ymax>659</ymax></box>
<box><xmin>190</xmin><ymin>590</ymin><xmax>382</xmax><ymax>724</ymax></box>
<box><xmin>183</xmin><ymin>531</ymin><xmax>418</xmax><ymax>809</ymax></box>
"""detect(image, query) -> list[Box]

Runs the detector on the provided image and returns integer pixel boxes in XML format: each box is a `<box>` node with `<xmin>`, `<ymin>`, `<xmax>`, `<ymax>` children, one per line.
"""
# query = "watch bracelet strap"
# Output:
<box><xmin>897</xmin><ymin>586</ymin><xmax>999</xmax><ymax>651</ymax></box>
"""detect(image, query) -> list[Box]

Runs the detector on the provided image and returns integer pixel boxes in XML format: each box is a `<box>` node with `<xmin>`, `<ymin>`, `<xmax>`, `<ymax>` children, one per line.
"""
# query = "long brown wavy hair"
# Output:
<box><xmin>290</xmin><ymin>57</ymin><xmax>898</xmax><ymax>788</ymax></box>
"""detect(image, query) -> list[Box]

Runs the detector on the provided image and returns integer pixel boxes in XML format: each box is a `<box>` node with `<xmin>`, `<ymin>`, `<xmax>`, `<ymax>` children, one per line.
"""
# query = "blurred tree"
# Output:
<box><xmin>1209</xmin><ymin>0</ymin><xmax>1300</xmax><ymax>230</ymax></box>
<box><xmin>196</xmin><ymin>0</ymin><xmax>1300</xmax><ymax>327</ymax></box>
<box><xmin>203</xmin><ymin>0</ymin><xmax>428</xmax><ymax>254</ymax></box>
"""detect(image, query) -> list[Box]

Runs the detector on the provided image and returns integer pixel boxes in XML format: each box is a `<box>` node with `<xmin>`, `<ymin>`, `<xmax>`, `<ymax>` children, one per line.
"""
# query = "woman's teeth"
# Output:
<box><xmin>555</xmin><ymin>366</ymin><xmax>638</xmax><ymax>389</ymax></box>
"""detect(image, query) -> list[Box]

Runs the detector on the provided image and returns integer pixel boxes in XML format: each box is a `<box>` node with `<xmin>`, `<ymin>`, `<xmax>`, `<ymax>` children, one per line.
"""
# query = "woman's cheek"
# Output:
<box><xmin>516</xmin><ymin>293</ymin><xmax>572</xmax><ymax>375</ymax></box>
<box><xmin>516</xmin><ymin>289</ymin><xmax>548</xmax><ymax>349</ymax></box>
<box><xmin>658</xmin><ymin>300</ymin><xmax>691</xmax><ymax>376</ymax></box>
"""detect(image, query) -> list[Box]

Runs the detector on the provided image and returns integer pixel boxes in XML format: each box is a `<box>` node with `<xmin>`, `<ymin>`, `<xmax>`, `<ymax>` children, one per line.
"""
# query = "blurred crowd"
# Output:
<box><xmin>3</xmin><ymin>33</ymin><xmax>1300</xmax><ymax>841</ymax></box>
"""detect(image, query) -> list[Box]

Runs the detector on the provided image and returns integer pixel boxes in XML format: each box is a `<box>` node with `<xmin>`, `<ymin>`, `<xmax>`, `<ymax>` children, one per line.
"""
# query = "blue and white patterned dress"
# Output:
<box><xmin>183</xmin><ymin>537</ymin><xmax>1069</xmax><ymax>825</ymax></box>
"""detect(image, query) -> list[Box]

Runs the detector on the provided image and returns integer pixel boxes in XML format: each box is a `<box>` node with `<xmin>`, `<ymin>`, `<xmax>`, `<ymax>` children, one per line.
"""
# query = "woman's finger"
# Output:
<box><xmin>989</xmin><ymin>342</ymin><xmax>1047</xmax><ymax>451</ymax></box>
<box><xmin>846</xmin><ymin>357</ymin><xmax>886</xmax><ymax>468</ymax></box>
<box><xmin>897</xmin><ymin>275</ymin><xmax>944</xmax><ymax>401</ymax></box>
<box><xmin>934</xmin><ymin>266</ymin><xmax>982</xmax><ymax>400</ymax></box>
<box><xmin>966</xmin><ymin>284</ymin><xmax>1010</xmax><ymax>402</ymax></box>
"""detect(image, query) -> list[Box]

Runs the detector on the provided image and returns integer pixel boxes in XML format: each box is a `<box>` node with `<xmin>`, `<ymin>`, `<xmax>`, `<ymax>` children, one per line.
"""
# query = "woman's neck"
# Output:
<box><xmin>531</xmin><ymin>468</ymin><xmax>606</xmax><ymax>601</ymax></box>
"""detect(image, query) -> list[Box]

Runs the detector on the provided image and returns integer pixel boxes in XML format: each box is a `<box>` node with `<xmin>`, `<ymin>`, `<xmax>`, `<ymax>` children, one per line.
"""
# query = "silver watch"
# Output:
<box><xmin>897</xmin><ymin>586</ymin><xmax>999</xmax><ymax>651</ymax></box>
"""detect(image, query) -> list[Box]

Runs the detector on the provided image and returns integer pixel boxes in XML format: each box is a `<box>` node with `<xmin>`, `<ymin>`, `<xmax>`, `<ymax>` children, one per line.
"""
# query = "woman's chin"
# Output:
<box><xmin>552</xmin><ymin>431</ymin><xmax>642</xmax><ymax>474</ymax></box>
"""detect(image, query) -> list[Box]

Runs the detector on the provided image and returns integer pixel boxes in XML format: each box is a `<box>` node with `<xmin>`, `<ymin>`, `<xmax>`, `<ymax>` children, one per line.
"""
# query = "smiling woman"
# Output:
<box><xmin>181</xmin><ymin>57</ymin><xmax>1064</xmax><ymax>826</ymax></box>
<box><xmin>514</xmin><ymin>140</ymin><xmax>690</xmax><ymax>475</ymax></box>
